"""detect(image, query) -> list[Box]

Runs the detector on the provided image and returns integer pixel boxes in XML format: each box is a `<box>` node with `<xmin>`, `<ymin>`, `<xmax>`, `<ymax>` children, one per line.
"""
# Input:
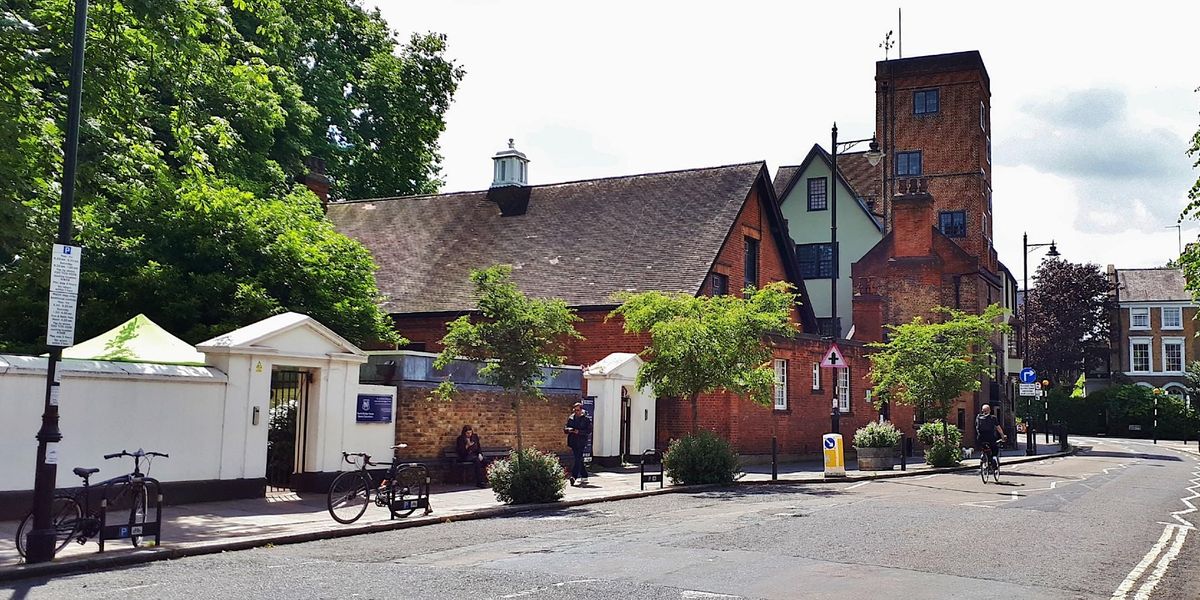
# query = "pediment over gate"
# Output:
<box><xmin>583</xmin><ymin>352</ymin><xmax>644</xmax><ymax>381</ymax></box>
<box><xmin>197</xmin><ymin>312</ymin><xmax>365</xmax><ymax>363</ymax></box>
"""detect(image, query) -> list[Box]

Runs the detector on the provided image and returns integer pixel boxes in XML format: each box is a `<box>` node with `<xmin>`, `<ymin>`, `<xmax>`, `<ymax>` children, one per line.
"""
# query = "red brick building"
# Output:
<box><xmin>327</xmin><ymin>153</ymin><xmax>905</xmax><ymax>461</ymax></box>
<box><xmin>850</xmin><ymin>51</ymin><xmax>1016</xmax><ymax>445</ymax></box>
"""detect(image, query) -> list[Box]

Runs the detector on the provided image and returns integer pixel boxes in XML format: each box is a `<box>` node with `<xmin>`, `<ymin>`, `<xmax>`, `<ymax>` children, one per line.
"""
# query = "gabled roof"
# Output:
<box><xmin>772</xmin><ymin>144</ymin><xmax>883</xmax><ymax>232</ymax></box>
<box><xmin>1116</xmin><ymin>268</ymin><xmax>1192</xmax><ymax>303</ymax></box>
<box><xmin>60</xmin><ymin>314</ymin><xmax>206</xmax><ymax>366</ymax></box>
<box><xmin>197</xmin><ymin>312</ymin><xmax>364</xmax><ymax>357</ymax></box>
<box><xmin>328</xmin><ymin>162</ymin><xmax>819</xmax><ymax>332</ymax></box>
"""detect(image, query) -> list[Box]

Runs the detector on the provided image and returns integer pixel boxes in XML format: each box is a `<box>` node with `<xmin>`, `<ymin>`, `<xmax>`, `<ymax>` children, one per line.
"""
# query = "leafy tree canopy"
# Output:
<box><xmin>610</xmin><ymin>283</ymin><xmax>799</xmax><ymax>433</ymax></box>
<box><xmin>1025</xmin><ymin>258</ymin><xmax>1112</xmax><ymax>386</ymax></box>
<box><xmin>432</xmin><ymin>265</ymin><xmax>583</xmax><ymax>454</ymax></box>
<box><xmin>1178</xmin><ymin>103</ymin><xmax>1200</xmax><ymax>301</ymax></box>
<box><xmin>869</xmin><ymin>305</ymin><xmax>1009</xmax><ymax>423</ymax></box>
<box><xmin>0</xmin><ymin>0</ymin><xmax>463</xmax><ymax>351</ymax></box>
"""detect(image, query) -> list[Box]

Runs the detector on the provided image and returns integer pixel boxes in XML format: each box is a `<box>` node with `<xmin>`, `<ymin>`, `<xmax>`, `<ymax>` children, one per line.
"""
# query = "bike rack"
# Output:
<box><xmin>388</xmin><ymin>464</ymin><xmax>432</xmax><ymax>518</ymax></box>
<box><xmin>98</xmin><ymin>477</ymin><xmax>163</xmax><ymax>552</ymax></box>
<box><xmin>640</xmin><ymin>449</ymin><xmax>663</xmax><ymax>490</ymax></box>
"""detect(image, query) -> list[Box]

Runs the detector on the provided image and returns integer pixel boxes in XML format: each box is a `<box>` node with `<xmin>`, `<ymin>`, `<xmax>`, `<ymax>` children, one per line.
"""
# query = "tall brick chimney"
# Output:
<box><xmin>891</xmin><ymin>177</ymin><xmax>934</xmax><ymax>257</ymax></box>
<box><xmin>303</xmin><ymin>156</ymin><xmax>331</xmax><ymax>208</ymax></box>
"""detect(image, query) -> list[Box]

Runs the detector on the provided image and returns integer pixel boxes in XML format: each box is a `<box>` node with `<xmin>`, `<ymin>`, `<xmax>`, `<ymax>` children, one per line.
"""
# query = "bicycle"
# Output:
<box><xmin>15</xmin><ymin>448</ymin><xmax>168</xmax><ymax>558</ymax></box>
<box><xmin>979</xmin><ymin>439</ymin><xmax>1004</xmax><ymax>484</ymax></box>
<box><xmin>326</xmin><ymin>444</ymin><xmax>432</xmax><ymax>524</ymax></box>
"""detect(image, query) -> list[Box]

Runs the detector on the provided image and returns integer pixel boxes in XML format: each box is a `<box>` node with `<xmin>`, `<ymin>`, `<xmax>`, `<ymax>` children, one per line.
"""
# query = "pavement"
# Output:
<box><xmin>0</xmin><ymin>437</ymin><xmax>1076</xmax><ymax>582</ymax></box>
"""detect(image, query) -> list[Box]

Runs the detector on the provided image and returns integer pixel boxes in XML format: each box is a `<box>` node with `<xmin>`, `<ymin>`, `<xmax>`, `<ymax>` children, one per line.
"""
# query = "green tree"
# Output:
<box><xmin>432</xmin><ymin>265</ymin><xmax>583</xmax><ymax>458</ymax></box>
<box><xmin>1179</xmin><ymin>95</ymin><xmax>1200</xmax><ymax>296</ymax></box>
<box><xmin>609</xmin><ymin>282</ymin><xmax>800</xmax><ymax>433</ymax></box>
<box><xmin>868</xmin><ymin>305</ymin><xmax>1009</xmax><ymax>439</ymax></box>
<box><xmin>1025</xmin><ymin>258</ymin><xmax>1112</xmax><ymax>386</ymax></box>
<box><xmin>0</xmin><ymin>0</ymin><xmax>463</xmax><ymax>351</ymax></box>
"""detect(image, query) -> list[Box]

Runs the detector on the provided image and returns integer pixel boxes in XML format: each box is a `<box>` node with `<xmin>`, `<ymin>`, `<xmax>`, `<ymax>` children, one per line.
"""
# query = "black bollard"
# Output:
<box><xmin>899</xmin><ymin>434</ymin><xmax>907</xmax><ymax>471</ymax></box>
<box><xmin>771</xmin><ymin>436</ymin><xmax>778</xmax><ymax>481</ymax></box>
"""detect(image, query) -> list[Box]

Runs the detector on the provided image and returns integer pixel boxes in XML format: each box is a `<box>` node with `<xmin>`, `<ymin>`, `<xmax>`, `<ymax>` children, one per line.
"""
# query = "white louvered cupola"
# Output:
<box><xmin>491</xmin><ymin>138</ymin><xmax>529</xmax><ymax>188</ymax></box>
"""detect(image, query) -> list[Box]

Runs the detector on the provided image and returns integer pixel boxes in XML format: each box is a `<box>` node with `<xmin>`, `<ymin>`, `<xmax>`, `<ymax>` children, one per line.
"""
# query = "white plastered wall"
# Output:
<box><xmin>584</xmin><ymin>353</ymin><xmax>656</xmax><ymax>460</ymax></box>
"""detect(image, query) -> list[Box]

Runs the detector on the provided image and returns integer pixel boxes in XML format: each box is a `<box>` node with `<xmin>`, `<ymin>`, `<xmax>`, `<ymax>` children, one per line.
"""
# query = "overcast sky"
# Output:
<box><xmin>373</xmin><ymin>0</ymin><xmax>1198</xmax><ymax>274</ymax></box>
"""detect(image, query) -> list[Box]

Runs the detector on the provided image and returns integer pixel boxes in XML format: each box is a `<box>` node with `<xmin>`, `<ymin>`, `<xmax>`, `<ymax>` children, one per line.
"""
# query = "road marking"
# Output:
<box><xmin>846</xmin><ymin>481</ymin><xmax>871</xmax><ymax>490</ymax></box>
<box><xmin>1111</xmin><ymin>526</ymin><xmax>1176</xmax><ymax>599</ymax></box>
<box><xmin>915</xmin><ymin>474</ymin><xmax>939</xmax><ymax>480</ymax></box>
<box><xmin>1133</xmin><ymin>526</ymin><xmax>1188</xmax><ymax>600</ymax></box>
<box><xmin>681</xmin><ymin>591</ymin><xmax>742</xmax><ymax>599</ymax></box>
<box><xmin>498</xmin><ymin>579</ymin><xmax>602</xmax><ymax>599</ymax></box>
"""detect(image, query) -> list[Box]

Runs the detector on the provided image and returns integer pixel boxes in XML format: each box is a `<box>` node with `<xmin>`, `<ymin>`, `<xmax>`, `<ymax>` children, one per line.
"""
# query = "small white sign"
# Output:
<box><xmin>49</xmin><ymin>385</ymin><xmax>60</xmax><ymax>407</ymax></box>
<box><xmin>45</xmin><ymin>442</ymin><xmax>59</xmax><ymax>465</ymax></box>
<box><xmin>49</xmin><ymin>244</ymin><xmax>82</xmax><ymax>296</ymax></box>
<box><xmin>46</xmin><ymin>291</ymin><xmax>78</xmax><ymax>347</ymax></box>
<box><xmin>1019</xmin><ymin>383</ymin><xmax>1039</xmax><ymax>396</ymax></box>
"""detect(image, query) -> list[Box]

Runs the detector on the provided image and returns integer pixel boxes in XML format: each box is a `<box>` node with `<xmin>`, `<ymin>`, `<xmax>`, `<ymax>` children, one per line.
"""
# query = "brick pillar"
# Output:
<box><xmin>891</xmin><ymin>178</ymin><xmax>934</xmax><ymax>258</ymax></box>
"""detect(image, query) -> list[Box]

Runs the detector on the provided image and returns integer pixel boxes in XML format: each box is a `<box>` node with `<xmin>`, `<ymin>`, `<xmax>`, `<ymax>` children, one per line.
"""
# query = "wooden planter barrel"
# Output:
<box><xmin>855</xmin><ymin>446</ymin><xmax>895</xmax><ymax>471</ymax></box>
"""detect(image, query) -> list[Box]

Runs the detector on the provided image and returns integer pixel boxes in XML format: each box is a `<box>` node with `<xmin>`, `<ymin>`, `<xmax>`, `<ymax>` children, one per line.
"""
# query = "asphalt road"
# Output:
<box><xmin>4</xmin><ymin>437</ymin><xmax>1198</xmax><ymax>600</ymax></box>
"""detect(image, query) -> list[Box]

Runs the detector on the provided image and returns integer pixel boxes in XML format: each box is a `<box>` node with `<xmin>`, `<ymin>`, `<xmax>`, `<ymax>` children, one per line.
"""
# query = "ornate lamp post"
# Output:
<box><xmin>1021</xmin><ymin>233</ymin><xmax>1059</xmax><ymax>455</ymax></box>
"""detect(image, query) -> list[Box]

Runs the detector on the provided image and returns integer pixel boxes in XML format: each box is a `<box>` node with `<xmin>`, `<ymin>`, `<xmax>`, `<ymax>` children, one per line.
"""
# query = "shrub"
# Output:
<box><xmin>487</xmin><ymin>448</ymin><xmax>566</xmax><ymax>504</ymax></box>
<box><xmin>853</xmin><ymin>420</ymin><xmax>902</xmax><ymax>449</ymax></box>
<box><xmin>917</xmin><ymin>420</ymin><xmax>962</xmax><ymax>467</ymax></box>
<box><xmin>662</xmin><ymin>429</ymin><xmax>741</xmax><ymax>485</ymax></box>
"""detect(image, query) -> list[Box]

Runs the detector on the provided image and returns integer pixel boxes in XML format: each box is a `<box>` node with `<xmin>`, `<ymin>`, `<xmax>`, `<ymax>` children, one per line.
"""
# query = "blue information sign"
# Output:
<box><xmin>356</xmin><ymin>394</ymin><xmax>393</xmax><ymax>423</ymax></box>
<box><xmin>1019</xmin><ymin>368</ymin><xmax>1036</xmax><ymax>385</ymax></box>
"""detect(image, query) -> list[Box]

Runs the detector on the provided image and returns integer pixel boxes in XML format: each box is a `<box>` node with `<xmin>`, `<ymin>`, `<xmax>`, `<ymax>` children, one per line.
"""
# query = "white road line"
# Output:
<box><xmin>681</xmin><ymin>591</ymin><xmax>742</xmax><ymax>599</ymax></box>
<box><xmin>1133</xmin><ymin>526</ymin><xmax>1189</xmax><ymax>600</ymax></box>
<box><xmin>846</xmin><ymin>481</ymin><xmax>871</xmax><ymax>490</ymax></box>
<box><xmin>915</xmin><ymin>474</ymin><xmax>939</xmax><ymax>480</ymax></box>
<box><xmin>1111</xmin><ymin>526</ymin><xmax>1176</xmax><ymax>600</ymax></box>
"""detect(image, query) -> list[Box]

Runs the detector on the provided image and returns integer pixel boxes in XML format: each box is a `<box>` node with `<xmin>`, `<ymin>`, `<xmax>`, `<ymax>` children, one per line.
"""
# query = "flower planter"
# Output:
<box><xmin>855</xmin><ymin>446</ymin><xmax>895</xmax><ymax>471</ymax></box>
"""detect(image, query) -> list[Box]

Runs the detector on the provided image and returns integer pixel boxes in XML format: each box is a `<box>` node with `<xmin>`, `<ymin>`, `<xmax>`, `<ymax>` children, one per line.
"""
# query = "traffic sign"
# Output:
<box><xmin>1019</xmin><ymin>368</ymin><xmax>1036</xmax><ymax>385</ymax></box>
<box><xmin>820</xmin><ymin>343</ymin><xmax>848</xmax><ymax>369</ymax></box>
<box><xmin>1019</xmin><ymin>383</ymin><xmax>1039</xmax><ymax>396</ymax></box>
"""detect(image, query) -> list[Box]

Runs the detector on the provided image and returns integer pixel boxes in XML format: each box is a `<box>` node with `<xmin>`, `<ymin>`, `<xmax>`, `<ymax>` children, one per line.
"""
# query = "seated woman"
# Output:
<box><xmin>456</xmin><ymin>425</ymin><xmax>488</xmax><ymax>487</ymax></box>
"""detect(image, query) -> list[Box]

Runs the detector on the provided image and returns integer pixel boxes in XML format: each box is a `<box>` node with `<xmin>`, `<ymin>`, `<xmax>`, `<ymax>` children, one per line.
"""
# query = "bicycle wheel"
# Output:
<box><xmin>129</xmin><ymin>486</ymin><xmax>148</xmax><ymax>547</ymax></box>
<box><xmin>992</xmin><ymin>457</ymin><xmax>1000</xmax><ymax>483</ymax></box>
<box><xmin>327</xmin><ymin>471</ymin><xmax>371</xmax><ymax>524</ymax></box>
<box><xmin>388</xmin><ymin>465</ymin><xmax>427</xmax><ymax>519</ymax></box>
<box><xmin>979</xmin><ymin>456</ymin><xmax>987</xmax><ymax>484</ymax></box>
<box><xmin>16</xmin><ymin>494</ymin><xmax>82</xmax><ymax>558</ymax></box>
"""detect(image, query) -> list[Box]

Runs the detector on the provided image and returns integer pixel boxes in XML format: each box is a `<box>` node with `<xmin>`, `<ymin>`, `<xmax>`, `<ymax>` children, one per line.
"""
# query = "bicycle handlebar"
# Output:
<box><xmin>104</xmin><ymin>450</ymin><xmax>169</xmax><ymax>460</ymax></box>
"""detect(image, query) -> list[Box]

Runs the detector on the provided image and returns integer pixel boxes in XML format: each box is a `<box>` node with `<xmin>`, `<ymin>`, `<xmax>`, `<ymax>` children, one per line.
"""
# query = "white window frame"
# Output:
<box><xmin>1162</xmin><ymin>307</ymin><xmax>1183</xmax><ymax>330</ymax></box>
<box><xmin>1163</xmin><ymin>337</ymin><xmax>1185</xmax><ymax>373</ymax></box>
<box><xmin>837</xmin><ymin>368</ymin><xmax>851</xmax><ymax>412</ymax></box>
<box><xmin>773</xmin><ymin>359</ymin><xmax>788</xmax><ymax>410</ymax></box>
<box><xmin>1130</xmin><ymin>337</ymin><xmax>1152</xmax><ymax>373</ymax></box>
<box><xmin>811</xmin><ymin>363</ymin><xmax>821</xmax><ymax>390</ymax></box>
<box><xmin>1130</xmin><ymin>307</ymin><xmax>1150</xmax><ymax>330</ymax></box>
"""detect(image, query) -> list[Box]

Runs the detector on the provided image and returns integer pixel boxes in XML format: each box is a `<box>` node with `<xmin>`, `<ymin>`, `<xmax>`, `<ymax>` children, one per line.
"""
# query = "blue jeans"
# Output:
<box><xmin>571</xmin><ymin>446</ymin><xmax>587</xmax><ymax>479</ymax></box>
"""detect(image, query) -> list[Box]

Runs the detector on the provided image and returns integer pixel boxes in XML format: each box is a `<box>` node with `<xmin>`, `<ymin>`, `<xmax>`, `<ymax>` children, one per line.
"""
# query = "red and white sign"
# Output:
<box><xmin>820</xmin><ymin>343</ymin><xmax>848</xmax><ymax>369</ymax></box>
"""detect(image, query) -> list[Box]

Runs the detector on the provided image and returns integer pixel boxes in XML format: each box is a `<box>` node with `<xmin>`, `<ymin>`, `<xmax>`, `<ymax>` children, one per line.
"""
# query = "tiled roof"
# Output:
<box><xmin>772</xmin><ymin>166</ymin><xmax>800</xmax><ymax>198</ymax></box>
<box><xmin>835</xmin><ymin>151</ymin><xmax>883</xmax><ymax>214</ymax></box>
<box><xmin>328</xmin><ymin>163</ymin><xmax>770</xmax><ymax>314</ymax></box>
<box><xmin>1117</xmin><ymin>268</ymin><xmax>1192</xmax><ymax>303</ymax></box>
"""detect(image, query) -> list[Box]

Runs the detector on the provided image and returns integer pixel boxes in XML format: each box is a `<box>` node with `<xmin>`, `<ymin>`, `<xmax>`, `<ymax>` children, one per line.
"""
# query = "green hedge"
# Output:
<box><xmin>487</xmin><ymin>448</ymin><xmax>567</xmax><ymax>504</ymax></box>
<box><xmin>917</xmin><ymin>420</ymin><xmax>962</xmax><ymax>467</ymax></box>
<box><xmin>663</xmin><ymin>430</ymin><xmax>741</xmax><ymax>485</ymax></box>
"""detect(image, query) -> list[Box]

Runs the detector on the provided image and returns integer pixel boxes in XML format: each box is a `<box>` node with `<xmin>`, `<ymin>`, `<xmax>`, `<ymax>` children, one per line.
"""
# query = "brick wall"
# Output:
<box><xmin>394</xmin><ymin>381</ymin><xmax>576</xmax><ymax>462</ymax></box>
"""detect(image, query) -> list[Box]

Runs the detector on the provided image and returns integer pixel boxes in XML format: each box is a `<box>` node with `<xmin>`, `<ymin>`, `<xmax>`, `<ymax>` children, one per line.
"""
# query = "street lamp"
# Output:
<box><xmin>829</xmin><ymin>124</ymin><xmax>883</xmax><ymax>433</ymax></box>
<box><xmin>1021</xmin><ymin>232</ymin><xmax>1059</xmax><ymax>455</ymax></box>
<box><xmin>829</xmin><ymin>123</ymin><xmax>883</xmax><ymax>339</ymax></box>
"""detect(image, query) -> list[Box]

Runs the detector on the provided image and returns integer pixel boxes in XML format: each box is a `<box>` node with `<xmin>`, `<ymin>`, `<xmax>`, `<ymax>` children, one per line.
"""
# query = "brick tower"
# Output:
<box><xmin>876</xmin><ymin>51</ymin><xmax>996</xmax><ymax>276</ymax></box>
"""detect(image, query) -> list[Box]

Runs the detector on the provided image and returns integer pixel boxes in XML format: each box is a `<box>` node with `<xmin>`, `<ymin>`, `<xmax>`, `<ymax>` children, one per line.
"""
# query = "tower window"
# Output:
<box><xmin>938</xmin><ymin>211</ymin><xmax>966</xmax><ymax>238</ymax></box>
<box><xmin>914</xmin><ymin>89</ymin><xmax>940</xmax><ymax>115</ymax></box>
<box><xmin>895</xmin><ymin>151</ymin><xmax>922</xmax><ymax>176</ymax></box>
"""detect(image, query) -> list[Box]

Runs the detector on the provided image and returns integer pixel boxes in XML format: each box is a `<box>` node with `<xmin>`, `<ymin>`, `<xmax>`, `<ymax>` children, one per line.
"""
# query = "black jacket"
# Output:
<box><xmin>456</xmin><ymin>433</ymin><xmax>481</xmax><ymax>461</ymax></box>
<box><xmin>565</xmin><ymin>412</ymin><xmax>592</xmax><ymax>449</ymax></box>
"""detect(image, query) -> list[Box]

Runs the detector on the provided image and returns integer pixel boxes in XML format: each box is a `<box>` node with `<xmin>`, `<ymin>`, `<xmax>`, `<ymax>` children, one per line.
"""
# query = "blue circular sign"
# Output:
<box><xmin>823</xmin><ymin>437</ymin><xmax>836</xmax><ymax>449</ymax></box>
<box><xmin>1019</xmin><ymin>368</ymin><xmax>1036</xmax><ymax>384</ymax></box>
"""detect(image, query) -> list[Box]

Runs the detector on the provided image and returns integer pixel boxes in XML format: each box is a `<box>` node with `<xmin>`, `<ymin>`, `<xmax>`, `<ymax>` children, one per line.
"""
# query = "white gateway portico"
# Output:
<box><xmin>584</xmin><ymin>353</ymin><xmax>656</xmax><ymax>466</ymax></box>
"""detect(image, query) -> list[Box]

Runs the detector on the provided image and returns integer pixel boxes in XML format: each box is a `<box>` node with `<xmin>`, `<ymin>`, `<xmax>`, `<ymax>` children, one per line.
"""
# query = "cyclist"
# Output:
<box><xmin>975</xmin><ymin>404</ymin><xmax>1006</xmax><ymax>471</ymax></box>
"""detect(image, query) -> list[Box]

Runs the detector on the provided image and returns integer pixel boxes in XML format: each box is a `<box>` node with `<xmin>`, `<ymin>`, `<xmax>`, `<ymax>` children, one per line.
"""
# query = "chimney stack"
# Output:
<box><xmin>303</xmin><ymin>156</ymin><xmax>331</xmax><ymax>208</ymax></box>
<box><xmin>890</xmin><ymin>177</ymin><xmax>935</xmax><ymax>257</ymax></box>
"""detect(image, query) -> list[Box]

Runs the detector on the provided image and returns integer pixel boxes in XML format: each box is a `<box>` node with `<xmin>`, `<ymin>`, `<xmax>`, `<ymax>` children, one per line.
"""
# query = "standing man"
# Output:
<box><xmin>564</xmin><ymin>402</ymin><xmax>592</xmax><ymax>486</ymax></box>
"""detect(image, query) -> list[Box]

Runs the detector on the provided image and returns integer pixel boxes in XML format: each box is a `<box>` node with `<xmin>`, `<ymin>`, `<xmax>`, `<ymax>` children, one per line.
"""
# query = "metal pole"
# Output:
<box><xmin>1153</xmin><ymin>396</ymin><xmax>1158</xmax><ymax>445</ymax></box>
<box><xmin>1023</xmin><ymin>233</ymin><xmax>1035</xmax><ymax>456</ymax></box>
<box><xmin>830</xmin><ymin>124</ymin><xmax>839</xmax><ymax>339</ymax></box>
<box><xmin>27</xmin><ymin>0</ymin><xmax>88</xmax><ymax>564</ymax></box>
<box><xmin>899</xmin><ymin>434</ymin><xmax>907</xmax><ymax>471</ymax></box>
<box><xmin>1044</xmin><ymin>397</ymin><xmax>1049</xmax><ymax>444</ymax></box>
<box><xmin>832</xmin><ymin>401</ymin><xmax>840</xmax><ymax>435</ymax></box>
<box><xmin>771</xmin><ymin>436</ymin><xmax>778</xmax><ymax>481</ymax></box>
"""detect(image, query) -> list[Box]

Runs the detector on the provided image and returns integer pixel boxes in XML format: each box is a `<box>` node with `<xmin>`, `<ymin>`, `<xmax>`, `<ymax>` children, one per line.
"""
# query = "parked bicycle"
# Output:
<box><xmin>16</xmin><ymin>449</ymin><xmax>167</xmax><ymax>558</ymax></box>
<box><xmin>327</xmin><ymin>444</ymin><xmax>431</xmax><ymax>524</ymax></box>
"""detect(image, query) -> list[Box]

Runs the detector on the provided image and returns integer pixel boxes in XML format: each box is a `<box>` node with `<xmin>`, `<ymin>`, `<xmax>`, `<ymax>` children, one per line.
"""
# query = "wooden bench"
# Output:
<box><xmin>442</xmin><ymin>447</ymin><xmax>511</xmax><ymax>484</ymax></box>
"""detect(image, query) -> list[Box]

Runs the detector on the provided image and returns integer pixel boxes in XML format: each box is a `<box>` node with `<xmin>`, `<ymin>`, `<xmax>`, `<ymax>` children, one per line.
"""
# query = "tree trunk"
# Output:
<box><xmin>690</xmin><ymin>392</ymin><xmax>700</xmax><ymax>434</ymax></box>
<box><xmin>513</xmin><ymin>394</ymin><xmax>524</xmax><ymax>472</ymax></box>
